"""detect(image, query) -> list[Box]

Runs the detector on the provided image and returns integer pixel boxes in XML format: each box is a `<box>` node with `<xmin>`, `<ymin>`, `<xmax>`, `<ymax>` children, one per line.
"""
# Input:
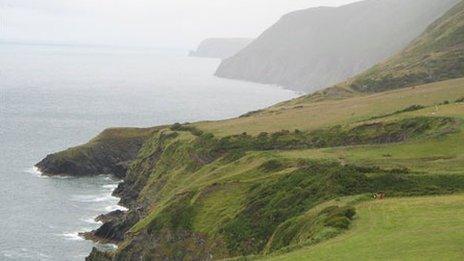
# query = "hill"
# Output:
<box><xmin>345</xmin><ymin>0</ymin><xmax>464</xmax><ymax>92</ymax></box>
<box><xmin>39</xmin><ymin>77</ymin><xmax>464</xmax><ymax>260</ymax></box>
<box><xmin>35</xmin><ymin>127</ymin><xmax>157</xmax><ymax>178</ymax></box>
<box><xmin>189</xmin><ymin>38</ymin><xmax>253</xmax><ymax>59</ymax></box>
<box><xmin>215</xmin><ymin>0</ymin><xmax>459</xmax><ymax>93</ymax></box>
<box><xmin>36</xmin><ymin>2</ymin><xmax>464</xmax><ymax>260</ymax></box>
<box><xmin>265</xmin><ymin>194</ymin><xmax>464</xmax><ymax>260</ymax></box>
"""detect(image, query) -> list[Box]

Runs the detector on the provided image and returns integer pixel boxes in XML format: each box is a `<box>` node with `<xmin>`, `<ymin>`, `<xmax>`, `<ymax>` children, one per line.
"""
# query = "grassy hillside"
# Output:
<box><xmin>346</xmin><ymin>0</ymin><xmax>464</xmax><ymax>92</ymax></box>
<box><xmin>48</xmin><ymin>4</ymin><xmax>464</xmax><ymax>258</ymax></box>
<box><xmin>196</xmin><ymin>78</ymin><xmax>464</xmax><ymax>136</ymax></box>
<box><xmin>215</xmin><ymin>0</ymin><xmax>460</xmax><ymax>93</ymax></box>
<box><xmin>265</xmin><ymin>194</ymin><xmax>464</xmax><ymax>260</ymax></box>
<box><xmin>74</xmin><ymin>76</ymin><xmax>464</xmax><ymax>260</ymax></box>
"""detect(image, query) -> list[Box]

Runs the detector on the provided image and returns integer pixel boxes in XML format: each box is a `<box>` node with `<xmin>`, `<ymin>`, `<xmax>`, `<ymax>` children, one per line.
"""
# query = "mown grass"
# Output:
<box><xmin>265</xmin><ymin>194</ymin><xmax>464</xmax><ymax>261</ymax></box>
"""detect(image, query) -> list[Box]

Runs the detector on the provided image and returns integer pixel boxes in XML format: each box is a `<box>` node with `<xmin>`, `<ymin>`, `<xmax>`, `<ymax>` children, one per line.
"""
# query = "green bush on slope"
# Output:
<box><xmin>183</xmin><ymin>117</ymin><xmax>457</xmax><ymax>154</ymax></box>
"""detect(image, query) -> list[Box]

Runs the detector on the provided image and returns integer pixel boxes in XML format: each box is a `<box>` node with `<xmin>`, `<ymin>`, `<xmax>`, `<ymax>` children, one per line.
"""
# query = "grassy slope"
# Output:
<box><xmin>195</xmin><ymin>78</ymin><xmax>464</xmax><ymax>136</ymax></box>
<box><xmin>266</xmin><ymin>194</ymin><xmax>464</xmax><ymax>261</ymax></box>
<box><xmin>344</xmin><ymin>0</ymin><xmax>464</xmax><ymax>93</ymax></box>
<box><xmin>103</xmin><ymin>77</ymin><xmax>464</xmax><ymax>260</ymax></box>
<box><xmin>84</xmin><ymin>3</ymin><xmax>464</xmax><ymax>259</ymax></box>
<box><xmin>277</xmin><ymin>103</ymin><xmax>464</xmax><ymax>174</ymax></box>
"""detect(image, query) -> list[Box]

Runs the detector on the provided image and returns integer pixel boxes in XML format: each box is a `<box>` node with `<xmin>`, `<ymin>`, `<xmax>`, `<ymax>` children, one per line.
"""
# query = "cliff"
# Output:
<box><xmin>37</xmin><ymin>75</ymin><xmax>464</xmax><ymax>259</ymax></box>
<box><xmin>37</xmin><ymin>85</ymin><xmax>464</xmax><ymax>259</ymax></box>
<box><xmin>189</xmin><ymin>38</ymin><xmax>253</xmax><ymax>59</ymax></box>
<box><xmin>35</xmin><ymin>127</ymin><xmax>157</xmax><ymax>178</ymax></box>
<box><xmin>215</xmin><ymin>0</ymin><xmax>460</xmax><ymax>93</ymax></box>
<box><xmin>344</xmin><ymin>0</ymin><xmax>464</xmax><ymax>92</ymax></box>
<box><xmin>36</xmin><ymin>2</ymin><xmax>464</xmax><ymax>259</ymax></box>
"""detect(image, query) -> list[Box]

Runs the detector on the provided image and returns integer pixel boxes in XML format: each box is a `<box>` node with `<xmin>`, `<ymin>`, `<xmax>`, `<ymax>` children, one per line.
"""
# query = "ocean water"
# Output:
<box><xmin>0</xmin><ymin>43</ymin><xmax>297</xmax><ymax>260</ymax></box>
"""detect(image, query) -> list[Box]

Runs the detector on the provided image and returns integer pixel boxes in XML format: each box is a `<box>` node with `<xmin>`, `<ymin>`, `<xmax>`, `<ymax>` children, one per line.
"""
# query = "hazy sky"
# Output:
<box><xmin>0</xmin><ymin>0</ymin><xmax>361</xmax><ymax>49</ymax></box>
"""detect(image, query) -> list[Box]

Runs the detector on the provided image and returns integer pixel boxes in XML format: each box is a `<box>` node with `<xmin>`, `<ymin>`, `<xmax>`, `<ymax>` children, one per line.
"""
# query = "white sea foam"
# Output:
<box><xmin>25</xmin><ymin>166</ymin><xmax>48</xmax><ymax>178</ymax></box>
<box><xmin>103</xmin><ymin>184</ymin><xmax>118</xmax><ymax>190</ymax></box>
<box><xmin>105</xmin><ymin>204</ymin><xmax>128</xmax><ymax>212</ymax></box>
<box><xmin>61</xmin><ymin>232</ymin><xmax>85</xmax><ymax>241</ymax></box>
<box><xmin>81</xmin><ymin>217</ymin><xmax>102</xmax><ymax>225</ymax></box>
<box><xmin>97</xmin><ymin>243</ymin><xmax>118</xmax><ymax>251</ymax></box>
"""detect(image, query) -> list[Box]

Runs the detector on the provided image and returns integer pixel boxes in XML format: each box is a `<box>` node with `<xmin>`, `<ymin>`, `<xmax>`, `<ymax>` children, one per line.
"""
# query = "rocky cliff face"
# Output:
<box><xmin>35</xmin><ymin>127</ymin><xmax>156</xmax><ymax>178</ymax></box>
<box><xmin>215</xmin><ymin>0</ymin><xmax>460</xmax><ymax>93</ymax></box>
<box><xmin>189</xmin><ymin>38</ymin><xmax>253</xmax><ymax>59</ymax></box>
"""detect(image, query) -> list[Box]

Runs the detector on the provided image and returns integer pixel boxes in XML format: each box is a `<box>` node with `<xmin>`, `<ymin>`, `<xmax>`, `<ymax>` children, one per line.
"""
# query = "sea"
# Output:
<box><xmin>0</xmin><ymin>43</ymin><xmax>297</xmax><ymax>260</ymax></box>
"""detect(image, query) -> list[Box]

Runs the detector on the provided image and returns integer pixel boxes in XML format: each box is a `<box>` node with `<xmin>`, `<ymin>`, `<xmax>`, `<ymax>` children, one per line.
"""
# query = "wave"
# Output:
<box><xmin>25</xmin><ymin>166</ymin><xmax>48</xmax><ymax>178</ymax></box>
<box><xmin>81</xmin><ymin>217</ymin><xmax>102</xmax><ymax>225</ymax></box>
<box><xmin>105</xmin><ymin>204</ymin><xmax>128</xmax><ymax>212</ymax></box>
<box><xmin>61</xmin><ymin>232</ymin><xmax>85</xmax><ymax>241</ymax></box>
<box><xmin>102</xmin><ymin>184</ymin><xmax>118</xmax><ymax>190</ymax></box>
<box><xmin>25</xmin><ymin>166</ymin><xmax>72</xmax><ymax>179</ymax></box>
<box><xmin>96</xmin><ymin>243</ymin><xmax>118</xmax><ymax>251</ymax></box>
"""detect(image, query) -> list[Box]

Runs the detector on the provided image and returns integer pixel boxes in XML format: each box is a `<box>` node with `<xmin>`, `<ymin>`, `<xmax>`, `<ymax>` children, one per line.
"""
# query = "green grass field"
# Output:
<box><xmin>266</xmin><ymin>194</ymin><xmax>464</xmax><ymax>261</ymax></box>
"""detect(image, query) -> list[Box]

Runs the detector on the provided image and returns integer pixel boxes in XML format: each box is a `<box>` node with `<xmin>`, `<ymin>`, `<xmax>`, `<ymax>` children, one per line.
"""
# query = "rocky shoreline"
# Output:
<box><xmin>35</xmin><ymin>127</ymin><xmax>159</xmax><ymax>260</ymax></box>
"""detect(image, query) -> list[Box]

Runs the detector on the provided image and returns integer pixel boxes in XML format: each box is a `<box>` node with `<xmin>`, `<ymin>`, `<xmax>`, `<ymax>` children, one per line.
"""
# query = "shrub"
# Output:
<box><xmin>259</xmin><ymin>159</ymin><xmax>284</xmax><ymax>172</ymax></box>
<box><xmin>170</xmin><ymin>122</ymin><xmax>183</xmax><ymax>131</ymax></box>
<box><xmin>399</xmin><ymin>104</ymin><xmax>426</xmax><ymax>113</ymax></box>
<box><xmin>325</xmin><ymin>216</ymin><xmax>350</xmax><ymax>229</ymax></box>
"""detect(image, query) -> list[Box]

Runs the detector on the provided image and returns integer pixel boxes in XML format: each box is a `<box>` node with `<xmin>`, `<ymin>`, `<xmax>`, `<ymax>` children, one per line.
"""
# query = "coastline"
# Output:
<box><xmin>33</xmin><ymin>165</ymin><xmax>125</xmax><ymax>253</ymax></box>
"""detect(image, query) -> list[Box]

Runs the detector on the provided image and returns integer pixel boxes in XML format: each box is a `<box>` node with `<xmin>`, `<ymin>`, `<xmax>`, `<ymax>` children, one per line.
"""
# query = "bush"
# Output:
<box><xmin>340</xmin><ymin>207</ymin><xmax>356</xmax><ymax>219</ymax></box>
<box><xmin>398</xmin><ymin>104</ymin><xmax>426</xmax><ymax>113</ymax></box>
<box><xmin>325</xmin><ymin>216</ymin><xmax>351</xmax><ymax>229</ymax></box>
<box><xmin>259</xmin><ymin>159</ymin><xmax>284</xmax><ymax>172</ymax></box>
<box><xmin>170</xmin><ymin>123</ymin><xmax>183</xmax><ymax>131</ymax></box>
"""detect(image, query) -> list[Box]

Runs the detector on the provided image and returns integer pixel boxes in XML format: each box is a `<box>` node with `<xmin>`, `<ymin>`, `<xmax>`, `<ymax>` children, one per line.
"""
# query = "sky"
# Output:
<box><xmin>0</xmin><ymin>0</ymin><xmax>361</xmax><ymax>49</ymax></box>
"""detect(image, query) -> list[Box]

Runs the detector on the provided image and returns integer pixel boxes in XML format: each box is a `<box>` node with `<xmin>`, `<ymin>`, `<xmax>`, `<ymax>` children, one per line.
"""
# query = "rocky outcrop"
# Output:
<box><xmin>215</xmin><ymin>0</ymin><xmax>460</xmax><ymax>93</ymax></box>
<box><xmin>81</xmin><ymin>209</ymin><xmax>142</xmax><ymax>244</ymax></box>
<box><xmin>86</xmin><ymin>248</ymin><xmax>112</xmax><ymax>261</ymax></box>
<box><xmin>189</xmin><ymin>38</ymin><xmax>253</xmax><ymax>59</ymax></box>
<box><xmin>35</xmin><ymin>127</ymin><xmax>157</xmax><ymax>178</ymax></box>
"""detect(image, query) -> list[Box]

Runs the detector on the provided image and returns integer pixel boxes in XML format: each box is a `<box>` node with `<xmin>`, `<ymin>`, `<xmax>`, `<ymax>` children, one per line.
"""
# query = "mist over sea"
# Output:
<box><xmin>0</xmin><ymin>43</ymin><xmax>296</xmax><ymax>260</ymax></box>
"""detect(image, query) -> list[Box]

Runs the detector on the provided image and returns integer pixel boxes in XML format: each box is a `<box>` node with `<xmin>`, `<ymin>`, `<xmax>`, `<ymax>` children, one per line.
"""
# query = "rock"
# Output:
<box><xmin>86</xmin><ymin>247</ymin><xmax>112</xmax><ymax>261</ymax></box>
<box><xmin>35</xmin><ymin>127</ymin><xmax>157</xmax><ymax>177</ymax></box>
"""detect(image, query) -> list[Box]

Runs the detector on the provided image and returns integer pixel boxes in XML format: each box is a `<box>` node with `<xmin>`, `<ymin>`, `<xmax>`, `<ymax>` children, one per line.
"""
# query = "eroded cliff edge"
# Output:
<box><xmin>38</xmin><ymin>116</ymin><xmax>464</xmax><ymax>260</ymax></box>
<box><xmin>35</xmin><ymin>127</ymin><xmax>157</xmax><ymax>178</ymax></box>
